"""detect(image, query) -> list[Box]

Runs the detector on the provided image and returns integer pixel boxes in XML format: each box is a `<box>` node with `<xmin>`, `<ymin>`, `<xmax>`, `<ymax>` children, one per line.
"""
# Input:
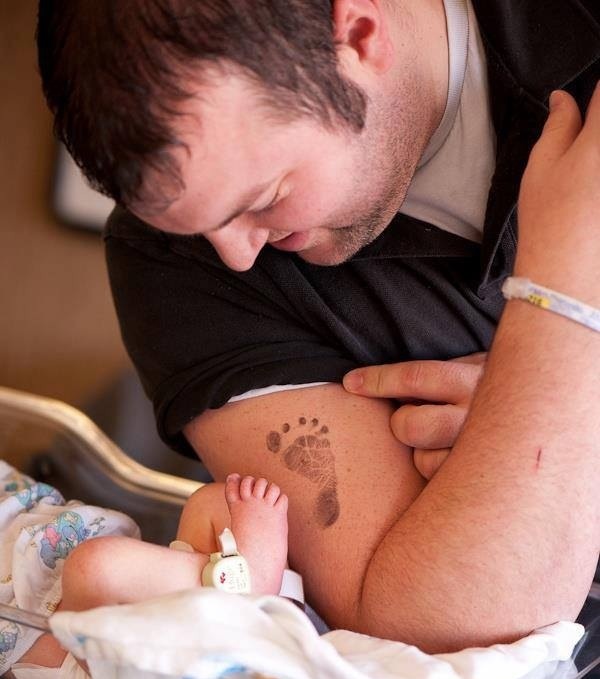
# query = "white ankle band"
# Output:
<box><xmin>279</xmin><ymin>569</ymin><xmax>305</xmax><ymax>607</ymax></box>
<box><xmin>201</xmin><ymin>528</ymin><xmax>251</xmax><ymax>594</ymax></box>
<box><xmin>169</xmin><ymin>537</ymin><xmax>305</xmax><ymax>605</ymax></box>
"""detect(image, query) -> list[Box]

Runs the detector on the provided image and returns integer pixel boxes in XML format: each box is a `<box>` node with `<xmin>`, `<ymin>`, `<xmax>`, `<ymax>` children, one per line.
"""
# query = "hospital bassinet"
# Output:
<box><xmin>0</xmin><ymin>385</ymin><xmax>598</xmax><ymax>679</ymax></box>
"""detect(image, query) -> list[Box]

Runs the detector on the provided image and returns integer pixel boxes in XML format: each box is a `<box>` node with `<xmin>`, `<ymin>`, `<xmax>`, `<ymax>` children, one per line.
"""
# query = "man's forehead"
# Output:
<box><xmin>175</xmin><ymin>69</ymin><xmax>289</xmax><ymax>137</ymax></box>
<box><xmin>132</xmin><ymin>78</ymin><xmax>275</xmax><ymax>222</ymax></box>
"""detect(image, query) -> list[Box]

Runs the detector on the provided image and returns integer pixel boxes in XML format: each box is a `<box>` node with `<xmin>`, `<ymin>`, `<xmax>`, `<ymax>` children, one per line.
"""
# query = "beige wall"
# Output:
<box><xmin>0</xmin><ymin>2</ymin><xmax>129</xmax><ymax>409</ymax></box>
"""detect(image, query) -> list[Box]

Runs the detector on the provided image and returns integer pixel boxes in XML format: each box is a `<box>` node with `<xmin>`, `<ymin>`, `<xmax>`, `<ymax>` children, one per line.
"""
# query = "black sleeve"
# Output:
<box><xmin>104</xmin><ymin>209</ymin><xmax>359</xmax><ymax>457</ymax></box>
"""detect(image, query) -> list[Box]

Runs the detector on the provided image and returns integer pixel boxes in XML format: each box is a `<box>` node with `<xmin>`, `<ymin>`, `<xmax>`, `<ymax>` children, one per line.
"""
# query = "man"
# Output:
<box><xmin>37</xmin><ymin>0</ymin><xmax>600</xmax><ymax>652</ymax></box>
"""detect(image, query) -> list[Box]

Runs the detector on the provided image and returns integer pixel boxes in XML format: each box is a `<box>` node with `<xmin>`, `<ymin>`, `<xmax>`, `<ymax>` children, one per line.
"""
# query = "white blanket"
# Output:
<box><xmin>50</xmin><ymin>589</ymin><xmax>584</xmax><ymax>679</ymax></box>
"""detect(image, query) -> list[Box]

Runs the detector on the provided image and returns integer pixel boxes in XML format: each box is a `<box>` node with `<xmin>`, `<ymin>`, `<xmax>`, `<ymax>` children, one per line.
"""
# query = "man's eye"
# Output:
<box><xmin>252</xmin><ymin>192</ymin><xmax>282</xmax><ymax>215</ymax></box>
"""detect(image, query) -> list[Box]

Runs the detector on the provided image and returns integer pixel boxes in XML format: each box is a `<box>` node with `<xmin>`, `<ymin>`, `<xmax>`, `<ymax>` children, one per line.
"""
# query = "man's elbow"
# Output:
<box><xmin>353</xmin><ymin>560</ymin><xmax>590</xmax><ymax>654</ymax></box>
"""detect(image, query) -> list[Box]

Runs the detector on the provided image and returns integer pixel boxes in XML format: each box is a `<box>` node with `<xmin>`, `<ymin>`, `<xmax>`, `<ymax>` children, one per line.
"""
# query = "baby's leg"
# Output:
<box><xmin>176</xmin><ymin>482</ymin><xmax>231</xmax><ymax>553</ymax></box>
<box><xmin>225</xmin><ymin>474</ymin><xmax>288</xmax><ymax>595</ymax></box>
<box><xmin>177</xmin><ymin>478</ymin><xmax>289</xmax><ymax>595</ymax></box>
<box><xmin>25</xmin><ymin>476</ymin><xmax>287</xmax><ymax>614</ymax></box>
<box><xmin>17</xmin><ymin>537</ymin><xmax>209</xmax><ymax>669</ymax></box>
<box><xmin>60</xmin><ymin>536</ymin><xmax>209</xmax><ymax>610</ymax></box>
<box><xmin>18</xmin><ymin>477</ymin><xmax>288</xmax><ymax>667</ymax></box>
<box><xmin>16</xmin><ymin>633</ymin><xmax>67</xmax><ymax>669</ymax></box>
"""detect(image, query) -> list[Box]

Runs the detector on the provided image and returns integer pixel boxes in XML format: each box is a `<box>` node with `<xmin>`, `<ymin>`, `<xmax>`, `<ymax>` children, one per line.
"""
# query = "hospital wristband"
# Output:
<box><xmin>502</xmin><ymin>277</ymin><xmax>600</xmax><ymax>333</ymax></box>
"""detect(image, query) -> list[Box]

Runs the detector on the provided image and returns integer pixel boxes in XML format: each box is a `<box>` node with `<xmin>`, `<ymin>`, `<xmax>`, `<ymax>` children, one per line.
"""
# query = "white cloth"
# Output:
<box><xmin>0</xmin><ymin>461</ymin><xmax>140</xmax><ymax>674</ymax></box>
<box><xmin>11</xmin><ymin>651</ymin><xmax>89</xmax><ymax>679</ymax></box>
<box><xmin>228</xmin><ymin>382</ymin><xmax>330</xmax><ymax>404</ymax></box>
<box><xmin>50</xmin><ymin>589</ymin><xmax>584</xmax><ymax>679</ymax></box>
<box><xmin>401</xmin><ymin>0</ymin><xmax>497</xmax><ymax>243</ymax></box>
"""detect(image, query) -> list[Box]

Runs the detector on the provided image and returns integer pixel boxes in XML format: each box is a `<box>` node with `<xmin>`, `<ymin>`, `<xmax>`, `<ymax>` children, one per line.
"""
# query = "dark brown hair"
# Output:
<box><xmin>37</xmin><ymin>1</ymin><xmax>368</xmax><ymax>210</ymax></box>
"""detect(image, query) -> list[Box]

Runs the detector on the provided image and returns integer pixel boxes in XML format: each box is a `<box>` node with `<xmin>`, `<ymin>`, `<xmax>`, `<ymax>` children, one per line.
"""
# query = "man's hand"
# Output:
<box><xmin>516</xmin><ymin>86</ymin><xmax>600</xmax><ymax>295</ymax></box>
<box><xmin>343</xmin><ymin>353</ymin><xmax>486</xmax><ymax>479</ymax></box>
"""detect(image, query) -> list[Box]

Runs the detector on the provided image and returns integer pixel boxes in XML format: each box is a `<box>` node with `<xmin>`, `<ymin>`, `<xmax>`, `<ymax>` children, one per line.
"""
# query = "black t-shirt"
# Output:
<box><xmin>106</xmin><ymin>213</ymin><xmax>502</xmax><ymax>456</ymax></box>
<box><xmin>104</xmin><ymin>0</ymin><xmax>600</xmax><ymax>457</ymax></box>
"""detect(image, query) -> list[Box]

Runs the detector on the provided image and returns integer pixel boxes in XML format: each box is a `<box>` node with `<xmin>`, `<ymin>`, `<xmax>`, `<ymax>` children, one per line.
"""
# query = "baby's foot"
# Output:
<box><xmin>224</xmin><ymin>474</ymin><xmax>288</xmax><ymax>595</ymax></box>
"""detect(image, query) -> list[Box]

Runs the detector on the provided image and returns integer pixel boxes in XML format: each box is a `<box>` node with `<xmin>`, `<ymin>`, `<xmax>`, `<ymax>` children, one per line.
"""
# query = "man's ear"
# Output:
<box><xmin>332</xmin><ymin>0</ymin><xmax>394</xmax><ymax>76</ymax></box>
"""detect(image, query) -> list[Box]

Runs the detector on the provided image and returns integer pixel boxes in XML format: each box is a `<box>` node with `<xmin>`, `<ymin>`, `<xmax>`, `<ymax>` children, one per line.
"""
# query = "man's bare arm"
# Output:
<box><xmin>354</xmin><ymin>300</ymin><xmax>599</xmax><ymax>649</ymax></box>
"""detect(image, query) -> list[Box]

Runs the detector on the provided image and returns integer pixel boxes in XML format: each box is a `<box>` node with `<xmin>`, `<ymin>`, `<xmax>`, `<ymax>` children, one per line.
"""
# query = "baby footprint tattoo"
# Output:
<box><xmin>266</xmin><ymin>418</ymin><xmax>339</xmax><ymax>528</ymax></box>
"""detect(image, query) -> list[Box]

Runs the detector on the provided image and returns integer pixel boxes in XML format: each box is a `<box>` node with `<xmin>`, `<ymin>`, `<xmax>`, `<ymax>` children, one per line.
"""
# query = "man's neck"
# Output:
<box><xmin>385</xmin><ymin>0</ymin><xmax>449</xmax><ymax>141</ymax></box>
<box><xmin>416</xmin><ymin>0</ymin><xmax>450</xmax><ymax>137</ymax></box>
<box><xmin>423</xmin><ymin>0</ymin><xmax>449</xmax><ymax>134</ymax></box>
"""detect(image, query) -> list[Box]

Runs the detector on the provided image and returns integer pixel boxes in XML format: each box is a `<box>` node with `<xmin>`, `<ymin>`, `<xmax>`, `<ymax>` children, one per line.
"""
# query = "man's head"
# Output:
<box><xmin>37</xmin><ymin>0</ymin><xmax>447</xmax><ymax>270</ymax></box>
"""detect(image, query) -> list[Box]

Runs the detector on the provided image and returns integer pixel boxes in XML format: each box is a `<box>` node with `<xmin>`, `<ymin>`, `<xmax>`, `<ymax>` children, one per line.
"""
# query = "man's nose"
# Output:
<box><xmin>206</xmin><ymin>219</ymin><xmax>269</xmax><ymax>272</ymax></box>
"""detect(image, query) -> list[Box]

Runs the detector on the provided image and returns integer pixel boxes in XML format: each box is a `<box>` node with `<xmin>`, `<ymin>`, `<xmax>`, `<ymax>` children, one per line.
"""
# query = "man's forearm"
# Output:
<box><xmin>355</xmin><ymin>295</ymin><xmax>599</xmax><ymax>651</ymax></box>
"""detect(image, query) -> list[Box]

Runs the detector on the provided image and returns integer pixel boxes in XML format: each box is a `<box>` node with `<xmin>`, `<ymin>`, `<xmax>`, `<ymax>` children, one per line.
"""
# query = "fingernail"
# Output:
<box><xmin>343</xmin><ymin>371</ymin><xmax>364</xmax><ymax>392</ymax></box>
<box><xmin>226</xmin><ymin>473</ymin><xmax>240</xmax><ymax>482</ymax></box>
<box><xmin>549</xmin><ymin>90</ymin><xmax>563</xmax><ymax>111</ymax></box>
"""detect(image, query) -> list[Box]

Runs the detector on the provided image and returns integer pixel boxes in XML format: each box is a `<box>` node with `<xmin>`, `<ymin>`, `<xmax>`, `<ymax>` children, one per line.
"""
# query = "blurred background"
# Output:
<box><xmin>1</xmin><ymin>3</ymin><xmax>126</xmax><ymax>409</ymax></box>
<box><xmin>0</xmin><ymin>3</ymin><xmax>208</xmax><ymax>541</ymax></box>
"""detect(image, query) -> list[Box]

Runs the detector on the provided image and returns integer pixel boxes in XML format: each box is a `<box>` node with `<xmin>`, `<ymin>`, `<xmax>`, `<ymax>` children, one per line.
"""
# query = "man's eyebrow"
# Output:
<box><xmin>215</xmin><ymin>180</ymin><xmax>274</xmax><ymax>230</ymax></box>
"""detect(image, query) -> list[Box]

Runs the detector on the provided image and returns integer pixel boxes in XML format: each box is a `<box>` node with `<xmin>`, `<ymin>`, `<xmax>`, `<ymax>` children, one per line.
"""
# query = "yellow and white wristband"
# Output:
<box><xmin>502</xmin><ymin>277</ymin><xmax>600</xmax><ymax>333</ymax></box>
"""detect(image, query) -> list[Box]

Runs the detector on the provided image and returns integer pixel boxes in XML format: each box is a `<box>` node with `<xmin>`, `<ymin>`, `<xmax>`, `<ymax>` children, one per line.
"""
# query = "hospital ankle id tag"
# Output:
<box><xmin>201</xmin><ymin>528</ymin><xmax>251</xmax><ymax>593</ymax></box>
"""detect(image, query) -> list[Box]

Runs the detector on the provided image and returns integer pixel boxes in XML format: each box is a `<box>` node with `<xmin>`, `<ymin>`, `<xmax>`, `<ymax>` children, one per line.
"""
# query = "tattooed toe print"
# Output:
<box><xmin>266</xmin><ymin>418</ymin><xmax>339</xmax><ymax>528</ymax></box>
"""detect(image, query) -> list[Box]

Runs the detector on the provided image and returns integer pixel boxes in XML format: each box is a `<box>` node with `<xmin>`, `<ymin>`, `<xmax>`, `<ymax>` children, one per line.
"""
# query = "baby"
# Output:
<box><xmin>10</xmin><ymin>473</ymin><xmax>290</xmax><ymax>678</ymax></box>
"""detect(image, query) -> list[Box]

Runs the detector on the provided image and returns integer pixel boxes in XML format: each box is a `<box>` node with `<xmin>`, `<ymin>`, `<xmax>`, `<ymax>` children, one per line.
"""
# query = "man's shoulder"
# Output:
<box><xmin>573</xmin><ymin>0</ymin><xmax>600</xmax><ymax>24</ymax></box>
<box><xmin>104</xmin><ymin>205</ymin><xmax>241</xmax><ymax>272</ymax></box>
<box><xmin>472</xmin><ymin>0</ymin><xmax>600</xmax><ymax>44</ymax></box>
<box><xmin>473</xmin><ymin>0</ymin><xmax>599</xmax><ymax>99</ymax></box>
<box><xmin>105</xmin><ymin>206</ymin><xmax>176</xmax><ymax>246</ymax></box>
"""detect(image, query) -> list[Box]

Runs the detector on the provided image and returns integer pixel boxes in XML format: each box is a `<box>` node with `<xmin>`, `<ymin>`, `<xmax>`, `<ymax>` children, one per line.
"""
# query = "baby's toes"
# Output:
<box><xmin>274</xmin><ymin>492</ymin><xmax>288</xmax><ymax>515</ymax></box>
<box><xmin>224</xmin><ymin>474</ymin><xmax>242</xmax><ymax>505</ymax></box>
<box><xmin>264</xmin><ymin>482</ymin><xmax>282</xmax><ymax>506</ymax></box>
<box><xmin>239</xmin><ymin>475</ymin><xmax>256</xmax><ymax>501</ymax></box>
<box><xmin>252</xmin><ymin>477</ymin><xmax>269</xmax><ymax>499</ymax></box>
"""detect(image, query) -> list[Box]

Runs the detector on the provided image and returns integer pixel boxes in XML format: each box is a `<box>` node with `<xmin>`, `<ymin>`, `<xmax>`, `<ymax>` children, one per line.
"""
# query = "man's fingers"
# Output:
<box><xmin>413</xmin><ymin>448</ymin><xmax>451</xmax><ymax>481</ymax></box>
<box><xmin>449</xmin><ymin>351</ymin><xmax>487</xmax><ymax>366</ymax></box>
<box><xmin>533</xmin><ymin>89</ymin><xmax>582</xmax><ymax>161</ymax></box>
<box><xmin>343</xmin><ymin>360</ymin><xmax>482</xmax><ymax>403</ymax></box>
<box><xmin>390</xmin><ymin>403</ymin><xmax>467</xmax><ymax>449</ymax></box>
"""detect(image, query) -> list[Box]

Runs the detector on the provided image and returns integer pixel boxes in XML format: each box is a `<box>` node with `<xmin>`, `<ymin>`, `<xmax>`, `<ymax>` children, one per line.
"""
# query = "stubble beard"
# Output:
<box><xmin>299</xmin><ymin>82</ymin><xmax>431</xmax><ymax>267</ymax></box>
